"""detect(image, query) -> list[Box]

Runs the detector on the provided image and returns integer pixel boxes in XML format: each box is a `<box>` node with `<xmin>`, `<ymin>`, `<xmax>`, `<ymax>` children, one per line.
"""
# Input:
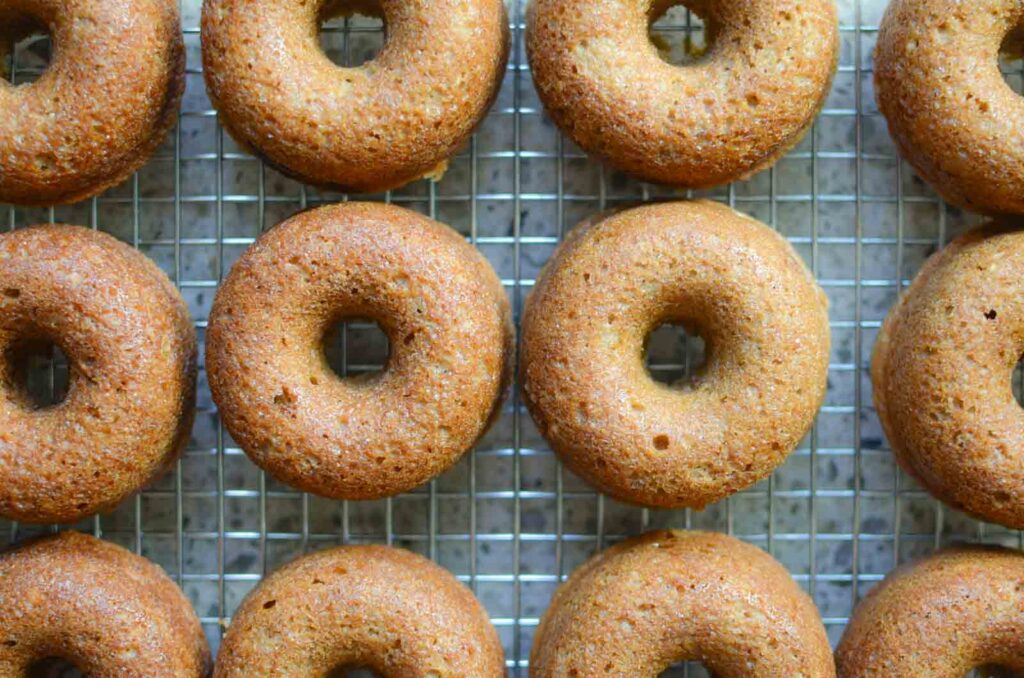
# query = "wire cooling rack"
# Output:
<box><xmin>3</xmin><ymin>0</ymin><xmax>1024</xmax><ymax>675</ymax></box>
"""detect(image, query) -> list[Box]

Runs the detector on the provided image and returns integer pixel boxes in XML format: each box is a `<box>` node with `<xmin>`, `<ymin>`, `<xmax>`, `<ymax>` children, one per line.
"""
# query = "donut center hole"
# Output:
<box><xmin>2</xmin><ymin>338</ymin><xmax>70</xmax><ymax>409</ymax></box>
<box><xmin>326</xmin><ymin>667</ymin><xmax>380</xmax><ymax>678</ymax></box>
<box><xmin>966</xmin><ymin>666</ymin><xmax>1024</xmax><ymax>678</ymax></box>
<box><xmin>27</xmin><ymin>657</ymin><xmax>84</xmax><ymax>678</ymax></box>
<box><xmin>648</xmin><ymin>0</ymin><xmax>709</xmax><ymax>66</ymax></box>
<box><xmin>1015</xmin><ymin>356</ymin><xmax>1024</xmax><ymax>408</ymax></box>
<box><xmin>658</xmin><ymin>662</ymin><xmax>715</xmax><ymax>677</ymax></box>
<box><xmin>321</xmin><ymin>317</ymin><xmax>390</xmax><ymax>381</ymax></box>
<box><xmin>0</xmin><ymin>17</ymin><xmax>52</xmax><ymax>85</ymax></box>
<box><xmin>644</xmin><ymin>322</ymin><xmax>707</xmax><ymax>388</ymax></box>
<box><xmin>318</xmin><ymin>0</ymin><xmax>385</xmax><ymax>68</ymax></box>
<box><xmin>1000</xmin><ymin>23</ymin><xmax>1024</xmax><ymax>93</ymax></box>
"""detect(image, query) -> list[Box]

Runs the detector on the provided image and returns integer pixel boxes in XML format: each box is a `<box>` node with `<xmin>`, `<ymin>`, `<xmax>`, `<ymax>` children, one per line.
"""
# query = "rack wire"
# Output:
<box><xmin>3</xmin><ymin>0</ymin><xmax>1024</xmax><ymax>675</ymax></box>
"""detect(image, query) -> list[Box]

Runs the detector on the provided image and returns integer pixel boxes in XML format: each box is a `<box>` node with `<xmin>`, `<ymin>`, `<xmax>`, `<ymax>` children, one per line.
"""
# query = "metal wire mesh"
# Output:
<box><xmin>3</xmin><ymin>0</ymin><xmax>1024</xmax><ymax>675</ymax></box>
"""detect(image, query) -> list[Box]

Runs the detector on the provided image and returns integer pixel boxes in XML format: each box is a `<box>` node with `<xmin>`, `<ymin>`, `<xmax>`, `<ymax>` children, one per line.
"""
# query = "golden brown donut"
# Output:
<box><xmin>873</xmin><ymin>224</ymin><xmax>1024</xmax><ymax>528</ymax></box>
<box><xmin>531</xmin><ymin>530</ymin><xmax>835</xmax><ymax>677</ymax></box>
<box><xmin>201</xmin><ymin>0</ymin><xmax>508</xmax><ymax>194</ymax></box>
<box><xmin>526</xmin><ymin>0</ymin><xmax>838</xmax><ymax>188</ymax></box>
<box><xmin>0</xmin><ymin>532</ymin><xmax>210</xmax><ymax>677</ymax></box>
<box><xmin>520</xmin><ymin>201</ymin><xmax>830</xmax><ymax>509</ymax></box>
<box><xmin>875</xmin><ymin>1</ymin><xmax>1024</xmax><ymax>215</ymax></box>
<box><xmin>836</xmin><ymin>546</ymin><xmax>1024</xmax><ymax>677</ymax></box>
<box><xmin>0</xmin><ymin>225</ymin><xmax>197</xmax><ymax>524</ymax></box>
<box><xmin>214</xmin><ymin>544</ymin><xmax>505</xmax><ymax>676</ymax></box>
<box><xmin>206</xmin><ymin>202</ymin><xmax>513</xmax><ymax>500</ymax></box>
<box><xmin>0</xmin><ymin>0</ymin><xmax>184</xmax><ymax>206</ymax></box>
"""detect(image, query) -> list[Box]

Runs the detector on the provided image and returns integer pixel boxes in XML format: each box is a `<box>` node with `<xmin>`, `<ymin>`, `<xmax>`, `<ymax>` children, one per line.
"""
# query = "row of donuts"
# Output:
<box><xmin>3</xmin><ymin>0</ymin><xmax>1020</xmax><ymax>214</ymax></box>
<box><xmin>4</xmin><ymin>529</ymin><xmax>1022</xmax><ymax>675</ymax></box>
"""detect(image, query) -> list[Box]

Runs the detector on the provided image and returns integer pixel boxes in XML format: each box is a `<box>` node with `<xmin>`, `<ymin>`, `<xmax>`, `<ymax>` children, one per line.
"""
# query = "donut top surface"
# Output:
<box><xmin>530</xmin><ymin>530</ymin><xmax>835</xmax><ymax>677</ymax></box>
<box><xmin>526</xmin><ymin>0</ymin><xmax>839</xmax><ymax>187</ymax></box>
<box><xmin>201</xmin><ymin>0</ymin><xmax>509</xmax><ymax>193</ymax></box>
<box><xmin>837</xmin><ymin>546</ymin><xmax>1024</xmax><ymax>677</ymax></box>
<box><xmin>872</xmin><ymin>224</ymin><xmax>1024</xmax><ymax>528</ymax></box>
<box><xmin>0</xmin><ymin>0</ymin><xmax>184</xmax><ymax>206</ymax></box>
<box><xmin>874</xmin><ymin>0</ymin><xmax>1024</xmax><ymax>215</ymax></box>
<box><xmin>0</xmin><ymin>531</ymin><xmax>211</xmax><ymax>677</ymax></box>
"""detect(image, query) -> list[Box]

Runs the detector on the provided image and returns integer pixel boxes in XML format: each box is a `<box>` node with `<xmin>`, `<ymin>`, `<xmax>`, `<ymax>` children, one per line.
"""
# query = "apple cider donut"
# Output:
<box><xmin>213</xmin><ymin>544</ymin><xmax>505</xmax><ymax>676</ymax></box>
<box><xmin>837</xmin><ymin>546</ymin><xmax>1024</xmax><ymax>677</ymax></box>
<box><xmin>526</xmin><ymin>0</ymin><xmax>839</xmax><ymax>187</ymax></box>
<box><xmin>0</xmin><ymin>532</ymin><xmax>210</xmax><ymax>677</ymax></box>
<box><xmin>520</xmin><ymin>201</ymin><xmax>830</xmax><ymax>509</ymax></box>
<box><xmin>0</xmin><ymin>0</ymin><xmax>184</xmax><ymax>206</ymax></box>
<box><xmin>875</xmin><ymin>0</ymin><xmax>1024</xmax><ymax>215</ymax></box>
<box><xmin>206</xmin><ymin>202</ymin><xmax>513</xmax><ymax>500</ymax></box>
<box><xmin>0</xmin><ymin>225</ymin><xmax>197</xmax><ymax>524</ymax></box>
<box><xmin>201</xmin><ymin>0</ymin><xmax>509</xmax><ymax>193</ymax></box>
<box><xmin>531</xmin><ymin>530</ymin><xmax>835</xmax><ymax>677</ymax></box>
<box><xmin>873</xmin><ymin>224</ymin><xmax>1024</xmax><ymax>528</ymax></box>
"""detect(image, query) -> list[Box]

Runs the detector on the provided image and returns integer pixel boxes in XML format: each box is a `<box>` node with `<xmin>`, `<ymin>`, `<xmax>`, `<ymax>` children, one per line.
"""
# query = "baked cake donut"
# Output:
<box><xmin>0</xmin><ymin>0</ymin><xmax>184</xmax><ymax>206</ymax></box>
<box><xmin>214</xmin><ymin>544</ymin><xmax>504</xmax><ymax>676</ymax></box>
<box><xmin>526</xmin><ymin>0</ymin><xmax>838</xmax><ymax>187</ymax></box>
<box><xmin>531</xmin><ymin>530</ymin><xmax>834</xmax><ymax>676</ymax></box>
<box><xmin>873</xmin><ymin>224</ymin><xmax>1024</xmax><ymax>528</ymax></box>
<box><xmin>837</xmin><ymin>546</ymin><xmax>1024</xmax><ymax>677</ymax></box>
<box><xmin>206</xmin><ymin>202</ymin><xmax>513</xmax><ymax>500</ymax></box>
<box><xmin>0</xmin><ymin>225</ymin><xmax>197</xmax><ymax>524</ymax></box>
<box><xmin>875</xmin><ymin>0</ymin><xmax>1024</xmax><ymax>215</ymax></box>
<box><xmin>521</xmin><ymin>201</ymin><xmax>830</xmax><ymax>508</ymax></box>
<box><xmin>201</xmin><ymin>0</ymin><xmax>508</xmax><ymax>193</ymax></box>
<box><xmin>0</xmin><ymin>532</ymin><xmax>210</xmax><ymax>676</ymax></box>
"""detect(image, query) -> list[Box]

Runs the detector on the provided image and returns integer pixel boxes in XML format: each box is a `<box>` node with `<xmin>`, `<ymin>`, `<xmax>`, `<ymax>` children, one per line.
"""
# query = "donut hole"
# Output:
<box><xmin>321</xmin><ymin>317</ymin><xmax>390</xmax><ymax>381</ymax></box>
<box><xmin>0</xmin><ymin>17</ymin><xmax>52</xmax><ymax>85</ymax></box>
<box><xmin>26</xmin><ymin>657</ymin><xmax>84</xmax><ymax>678</ymax></box>
<box><xmin>644</xmin><ymin>321</ymin><xmax>707</xmax><ymax>388</ymax></box>
<box><xmin>1014</xmin><ymin>355</ymin><xmax>1024</xmax><ymax>408</ymax></box>
<box><xmin>659</xmin><ymin>663</ymin><xmax>714</xmax><ymax>677</ymax></box>
<box><xmin>318</xmin><ymin>0</ymin><xmax>386</xmax><ymax>68</ymax></box>
<box><xmin>2</xmin><ymin>337</ymin><xmax>70</xmax><ymax>409</ymax></box>
<box><xmin>648</xmin><ymin>1</ymin><xmax>708</xmax><ymax>66</ymax></box>
<box><xmin>327</xmin><ymin>667</ymin><xmax>380</xmax><ymax>678</ymax></box>
<box><xmin>965</xmin><ymin>666</ymin><xmax>1022</xmax><ymax>678</ymax></box>
<box><xmin>1001</xmin><ymin>24</ymin><xmax>1024</xmax><ymax>94</ymax></box>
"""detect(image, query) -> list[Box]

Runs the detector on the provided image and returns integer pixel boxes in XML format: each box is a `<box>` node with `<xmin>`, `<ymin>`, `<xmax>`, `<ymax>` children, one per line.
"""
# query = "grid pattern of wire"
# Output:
<box><xmin>2</xmin><ymin>0</ymin><xmax>1024</xmax><ymax>675</ymax></box>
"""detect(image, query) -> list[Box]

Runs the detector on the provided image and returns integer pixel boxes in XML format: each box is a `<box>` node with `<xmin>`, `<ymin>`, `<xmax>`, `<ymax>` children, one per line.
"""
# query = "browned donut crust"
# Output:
<box><xmin>201</xmin><ymin>0</ymin><xmax>509</xmax><ymax>194</ymax></box>
<box><xmin>875</xmin><ymin>1</ymin><xmax>1024</xmax><ymax>216</ymax></box>
<box><xmin>206</xmin><ymin>203</ymin><xmax>513</xmax><ymax>500</ymax></box>
<box><xmin>531</xmin><ymin>530</ymin><xmax>835</xmax><ymax>677</ymax></box>
<box><xmin>0</xmin><ymin>225</ymin><xmax>197</xmax><ymax>524</ymax></box>
<box><xmin>520</xmin><ymin>201</ymin><xmax>830</xmax><ymax>509</ymax></box>
<box><xmin>214</xmin><ymin>544</ymin><xmax>504</xmax><ymax>676</ymax></box>
<box><xmin>0</xmin><ymin>0</ymin><xmax>184</xmax><ymax>207</ymax></box>
<box><xmin>526</xmin><ymin>0</ymin><xmax>838</xmax><ymax>188</ymax></box>
<box><xmin>837</xmin><ymin>546</ymin><xmax>1024</xmax><ymax>677</ymax></box>
<box><xmin>873</xmin><ymin>224</ymin><xmax>1024</xmax><ymax>528</ymax></box>
<box><xmin>0</xmin><ymin>532</ymin><xmax>211</xmax><ymax>676</ymax></box>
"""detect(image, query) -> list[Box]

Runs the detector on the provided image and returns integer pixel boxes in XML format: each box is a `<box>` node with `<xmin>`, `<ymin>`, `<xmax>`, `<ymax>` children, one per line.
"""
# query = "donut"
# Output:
<box><xmin>201</xmin><ymin>0</ymin><xmax>509</xmax><ymax>194</ymax></box>
<box><xmin>206</xmin><ymin>202</ymin><xmax>513</xmax><ymax>500</ymax></box>
<box><xmin>872</xmin><ymin>224</ymin><xmax>1024</xmax><ymax>528</ymax></box>
<box><xmin>214</xmin><ymin>544</ymin><xmax>504</xmax><ymax>675</ymax></box>
<box><xmin>0</xmin><ymin>532</ymin><xmax>210</xmax><ymax>676</ymax></box>
<box><xmin>837</xmin><ymin>546</ymin><xmax>1024</xmax><ymax>677</ymax></box>
<box><xmin>526</xmin><ymin>0</ymin><xmax>839</xmax><ymax>187</ymax></box>
<box><xmin>874</xmin><ymin>1</ymin><xmax>1024</xmax><ymax>215</ymax></box>
<box><xmin>531</xmin><ymin>530</ymin><xmax>834</xmax><ymax>676</ymax></box>
<box><xmin>0</xmin><ymin>225</ymin><xmax>197</xmax><ymax>524</ymax></box>
<box><xmin>520</xmin><ymin>201</ymin><xmax>830</xmax><ymax>509</ymax></box>
<box><xmin>0</xmin><ymin>0</ymin><xmax>184</xmax><ymax>207</ymax></box>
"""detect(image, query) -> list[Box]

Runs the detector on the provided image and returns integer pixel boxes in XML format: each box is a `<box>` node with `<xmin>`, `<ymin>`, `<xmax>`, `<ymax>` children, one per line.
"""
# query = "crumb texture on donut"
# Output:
<box><xmin>0</xmin><ymin>225</ymin><xmax>197</xmax><ymax>524</ymax></box>
<box><xmin>201</xmin><ymin>0</ymin><xmax>508</xmax><ymax>193</ymax></box>
<box><xmin>526</xmin><ymin>0</ymin><xmax>838</xmax><ymax>187</ymax></box>
<box><xmin>874</xmin><ymin>0</ymin><xmax>1024</xmax><ymax>215</ymax></box>
<box><xmin>530</xmin><ymin>530</ymin><xmax>835</xmax><ymax>677</ymax></box>
<box><xmin>520</xmin><ymin>200</ymin><xmax>830</xmax><ymax>509</ymax></box>
<box><xmin>872</xmin><ymin>224</ymin><xmax>1024</xmax><ymax>528</ymax></box>
<box><xmin>206</xmin><ymin>202</ymin><xmax>513</xmax><ymax>500</ymax></box>
<box><xmin>0</xmin><ymin>532</ymin><xmax>210</xmax><ymax>677</ymax></box>
<box><xmin>0</xmin><ymin>0</ymin><xmax>184</xmax><ymax>206</ymax></box>
<box><xmin>837</xmin><ymin>546</ymin><xmax>1024</xmax><ymax>677</ymax></box>
<box><xmin>213</xmin><ymin>544</ymin><xmax>505</xmax><ymax>676</ymax></box>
